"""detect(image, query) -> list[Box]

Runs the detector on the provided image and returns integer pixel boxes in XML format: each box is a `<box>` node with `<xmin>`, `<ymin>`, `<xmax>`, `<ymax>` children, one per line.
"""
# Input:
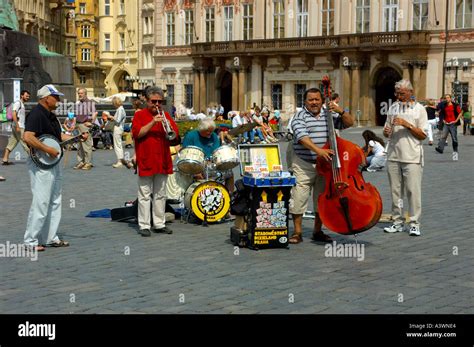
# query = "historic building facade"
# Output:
<box><xmin>13</xmin><ymin>0</ymin><xmax>76</xmax><ymax>58</ymax></box>
<box><xmin>137</xmin><ymin>0</ymin><xmax>157</xmax><ymax>91</ymax></box>
<box><xmin>74</xmin><ymin>0</ymin><xmax>105</xmax><ymax>96</ymax></box>
<box><xmin>154</xmin><ymin>0</ymin><xmax>474</xmax><ymax>125</ymax></box>
<box><xmin>98</xmin><ymin>0</ymin><xmax>139</xmax><ymax>95</ymax></box>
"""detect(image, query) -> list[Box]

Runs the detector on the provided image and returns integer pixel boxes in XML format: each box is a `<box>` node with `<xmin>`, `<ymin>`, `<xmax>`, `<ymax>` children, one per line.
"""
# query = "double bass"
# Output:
<box><xmin>316</xmin><ymin>76</ymin><xmax>382</xmax><ymax>235</ymax></box>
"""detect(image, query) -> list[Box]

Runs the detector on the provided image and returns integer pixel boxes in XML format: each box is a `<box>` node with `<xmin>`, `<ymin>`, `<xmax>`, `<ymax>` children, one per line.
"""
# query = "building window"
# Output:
<box><xmin>81</xmin><ymin>25</ymin><xmax>91</xmax><ymax>38</ymax></box>
<box><xmin>119</xmin><ymin>33</ymin><xmax>125</xmax><ymax>51</ymax></box>
<box><xmin>413</xmin><ymin>0</ymin><xmax>429</xmax><ymax>30</ymax></box>
<box><xmin>185</xmin><ymin>10</ymin><xmax>194</xmax><ymax>44</ymax></box>
<box><xmin>271</xmin><ymin>84</ymin><xmax>283</xmax><ymax>110</ymax></box>
<box><xmin>356</xmin><ymin>0</ymin><xmax>370</xmax><ymax>33</ymax></box>
<box><xmin>295</xmin><ymin>84</ymin><xmax>306</xmax><ymax>108</ymax></box>
<box><xmin>144</xmin><ymin>16</ymin><xmax>153</xmax><ymax>35</ymax></box>
<box><xmin>81</xmin><ymin>48</ymin><xmax>91</xmax><ymax>62</ymax></box>
<box><xmin>321</xmin><ymin>0</ymin><xmax>335</xmax><ymax>36</ymax></box>
<box><xmin>205</xmin><ymin>7</ymin><xmax>215</xmax><ymax>42</ymax></box>
<box><xmin>104</xmin><ymin>0</ymin><xmax>110</xmax><ymax>16</ymax></box>
<box><xmin>297</xmin><ymin>0</ymin><xmax>308</xmax><ymax>37</ymax></box>
<box><xmin>166</xmin><ymin>84</ymin><xmax>175</xmax><ymax>104</ymax></box>
<box><xmin>144</xmin><ymin>50</ymin><xmax>153</xmax><ymax>69</ymax></box>
<box><xmin>104</xmin><ymin>33</ymin><xmax>111</xmax><ymax>51</ymax></box>
<box><xmin>452</xmin><ymin>82</ymin><xmax>469</xmax><ymax>106</ymax></box>
<box><xmin>79</xmin><ymin>73</ymin><xmax>86</xmax><ymax>84</ymax></box>
<box><xmin>166</xmin><ymin>12</ymin><xmax>175</xmax><ymax>46</ymax></box>
<box><xmin>273</xmin><ymin>0</ymin><xmax>285</xmax><ymax>38</ymax></box>
<box><xmin>143</xmin><ymin>17</ymin><xmax>148</xmax><ymax>35</ymax></box>
<box><xmin>119</xmin><ymin>0</ymin><xmax>125</xmax><ymax>15</ymax></box>
<box><xmin>185</xmin><ymin>84</ymin><xmax>193</xmax><ymax>108</ymax></box>
<box><xmin>143</xmin><ymin>50</ymin><xmax>149</xmax><ymax>68</ymax></box>
<box><xmin>383</xmin><ymin>0</ymin><xmax>399</xmax><ymax>32</ymax></box>
<box><xmin>79</xmin><ymin>2</ymin><xmax>86</xmax><ymax>14</ymax></box>
<box><xmin>455</xmin><ymin>0</ymin><xmax>473</xmax><ymax>29</ymax></box>
<box><xmin>224</xmin><ymin>6</ymin><xmax>233</xmax><ymax>41</ymax></box>
<box><xmin>66</xmin><ymin>42</ymin><xmax>72</xmax><ymax>56</ymax></box>
<box><xmin>243</xmin><ymin>3</ymin><xmax>253</xmax><ymax>40</ymax></box>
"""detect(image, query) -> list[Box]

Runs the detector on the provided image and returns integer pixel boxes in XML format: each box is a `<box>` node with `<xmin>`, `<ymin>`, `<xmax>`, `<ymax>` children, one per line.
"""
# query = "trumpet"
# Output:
<box><xmin>160</xmin><ymin>110</ymin><xmax>177</xmax><ymax>141</ymax></box>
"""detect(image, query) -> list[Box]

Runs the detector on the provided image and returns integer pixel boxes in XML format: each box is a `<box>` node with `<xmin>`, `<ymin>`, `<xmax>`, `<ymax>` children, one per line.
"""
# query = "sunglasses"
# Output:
<box><xmin>149</xmin><ymin>99</ymin><xmax>164</xmax><ymax>104</ymax></box>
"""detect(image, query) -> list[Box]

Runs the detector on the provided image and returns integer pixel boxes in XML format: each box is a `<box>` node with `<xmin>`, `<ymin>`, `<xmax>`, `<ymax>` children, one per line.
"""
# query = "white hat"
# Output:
<box><xmin>37</xmin><ymin>84</ymin><xmax>64</xmax><ymax>99</ymax></box>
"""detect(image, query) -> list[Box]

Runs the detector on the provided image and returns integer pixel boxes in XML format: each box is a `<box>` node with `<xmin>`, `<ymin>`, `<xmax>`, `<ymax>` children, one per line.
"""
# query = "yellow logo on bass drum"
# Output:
<box><xmin>186</xmin><ymin>181</ymin><xmax>230</xmax><ymax>222</ymax></box>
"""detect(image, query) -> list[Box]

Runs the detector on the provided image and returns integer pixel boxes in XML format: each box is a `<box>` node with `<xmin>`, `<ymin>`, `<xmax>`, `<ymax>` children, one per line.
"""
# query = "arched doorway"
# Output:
<box><xmin>115</xmin><ymin>71</ymin><xmax>131</xmax><ymax>92</ymax></box>
<box><xmin>219</xmin><ymin>71</ymin><xmax>232</xmax><ymax>116</ymax></box>
<box><xmin>374</xmin><ymin>67</ymin><xmax>402</xmax><ymax>125</ymax></box>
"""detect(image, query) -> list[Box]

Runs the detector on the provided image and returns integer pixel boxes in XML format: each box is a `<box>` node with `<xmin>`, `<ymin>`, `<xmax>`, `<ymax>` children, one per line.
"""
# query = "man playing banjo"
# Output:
<box><xmin>23</xmin><ymin>85</ymin><xmax>88</xmax><ymax>251</ymax></box>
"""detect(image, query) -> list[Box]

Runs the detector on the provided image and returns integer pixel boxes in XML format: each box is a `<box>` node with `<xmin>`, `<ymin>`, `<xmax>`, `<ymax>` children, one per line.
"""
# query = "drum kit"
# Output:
<box><xmin>173</xmin><ymin>144</ymin><xmax>240</xmax><ymax>224</ymax></box>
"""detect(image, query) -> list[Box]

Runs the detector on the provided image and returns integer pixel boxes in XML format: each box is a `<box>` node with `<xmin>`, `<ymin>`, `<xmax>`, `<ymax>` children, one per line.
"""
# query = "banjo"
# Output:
<box><xmin>30</xmin><ymin>125</ymin><xmax>99</xmax><ymax>170</ymax></box>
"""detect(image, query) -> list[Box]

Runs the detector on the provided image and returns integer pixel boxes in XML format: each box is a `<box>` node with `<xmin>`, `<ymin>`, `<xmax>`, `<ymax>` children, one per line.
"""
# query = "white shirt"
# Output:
<box><xmin>385</xmin><ymin>101</ymin><xmax>428</xmax><ymax>165</ymax></box>
<box><xmin>13</xmin><ymin>100</ymin><xmax>26</xmax><ymax>129</ymax></box>
<box><xmin>232</xmin><ymin>114</ymin><xmax>243</xmax><ymax>128</ymax></box>
<box><xmin>369</xmin><ymin>140</ymin><xmax>385</xmax><ymax>157</ymax></box>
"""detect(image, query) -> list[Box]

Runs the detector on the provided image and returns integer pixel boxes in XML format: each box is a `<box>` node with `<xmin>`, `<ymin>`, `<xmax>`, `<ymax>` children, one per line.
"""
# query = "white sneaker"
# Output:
<box><xmin>384</xmin><ymin>223</ymin><xmax>403</xmax><ymax>233</ymax></box>
<box><xmin>112</xmin><ymin>162</ymin><xmax>123</xmax><ymax>168</ymax></box>
<box><xmin>408</xmin><ymin>224</ymin><xmax>421</xmax><ymax>236</ymax></box>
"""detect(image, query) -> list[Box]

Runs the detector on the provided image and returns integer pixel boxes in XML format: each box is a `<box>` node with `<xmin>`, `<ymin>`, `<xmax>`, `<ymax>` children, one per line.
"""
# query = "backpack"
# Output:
<box><xmin>5</xmin><ymin>103</ymin><xmax>13</xmax><ymax>121</ymax></box>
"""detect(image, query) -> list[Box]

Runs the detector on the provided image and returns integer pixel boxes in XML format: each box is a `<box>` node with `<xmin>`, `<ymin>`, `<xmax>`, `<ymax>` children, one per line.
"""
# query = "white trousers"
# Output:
<box><xmin>113</xmin><ymin>126</ymin><xmax>124</xmax><ymax>161</ymax></box>
<box><xmin>426</xmin><ymin>118</ymin><xmax>438</xmax><ymax>142</ymax></box>
<box><xmin>387</xmin><ymin>161</ymin><xmax>423</xmax><ymax>226</ymax></box>
<box><xmin>138</xmin><ymin>174</ymin><xmax>168</xmax><ymax>230</ymax></box>
<box><xmin>24</xmin><ymin>159</ymin><xmax>62</xmax><ymax>246</ymax></box>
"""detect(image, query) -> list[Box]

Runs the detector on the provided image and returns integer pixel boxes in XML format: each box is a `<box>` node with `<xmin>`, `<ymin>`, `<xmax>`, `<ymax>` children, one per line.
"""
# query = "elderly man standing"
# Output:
<box><xmin>23</xmin><ymin>85</ymin><xmax>88</xmax><ymax>251</ymax></box>
<box><xmin>289</xmin><ymin>87</ymin><xmax>354</xmax><ymax>244</ymax></box>
<box><xmin>383</xmin><ymin>79</ymin><xmax>428</xmax><ymax>236</ymax></box>
<box><xmin>74</xmin><ymin>88</ymin><xmax>97</xmax><ymax>170</ymax></box>
<box><xmin>132</xmin><ymin>86</ymin><xmax>179</xmax><ymax>237</ymax></box>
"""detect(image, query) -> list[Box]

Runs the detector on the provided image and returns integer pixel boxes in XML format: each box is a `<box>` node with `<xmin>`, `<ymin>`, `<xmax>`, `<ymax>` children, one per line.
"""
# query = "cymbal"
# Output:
<box><xmin>229</xmin><ymin>122</ymin><xmax>258</xmax><ymax>136</ymax></box>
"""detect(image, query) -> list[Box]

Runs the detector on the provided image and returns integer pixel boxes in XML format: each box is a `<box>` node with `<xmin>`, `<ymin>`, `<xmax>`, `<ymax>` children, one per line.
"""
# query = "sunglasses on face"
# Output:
<box><xmin>149</xmin><ymin>99</ymin><xmax>163</xmax><ymax>104</ymax></box>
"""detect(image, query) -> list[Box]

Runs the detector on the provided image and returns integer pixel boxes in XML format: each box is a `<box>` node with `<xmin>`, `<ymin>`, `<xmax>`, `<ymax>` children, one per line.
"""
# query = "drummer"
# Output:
<box><xmin>182</xmin><ymin>117</ymin><xmax>235</xmax><ymax>192</ymax></box>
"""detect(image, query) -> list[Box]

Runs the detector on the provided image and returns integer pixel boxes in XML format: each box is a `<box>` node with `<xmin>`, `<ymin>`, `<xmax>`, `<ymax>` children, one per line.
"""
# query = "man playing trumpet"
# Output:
<box><xmin>132</xmin><ymin>86</ymin><xmax>179</xmax><ymax>237</ymax></box>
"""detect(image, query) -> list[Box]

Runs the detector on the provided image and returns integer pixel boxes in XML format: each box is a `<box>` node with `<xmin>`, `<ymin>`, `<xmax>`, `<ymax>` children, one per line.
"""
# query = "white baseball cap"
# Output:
<box><xmin>37</xmin><ymin>84</ymin><xmax>64</xmax><ymax>99</ymax></box>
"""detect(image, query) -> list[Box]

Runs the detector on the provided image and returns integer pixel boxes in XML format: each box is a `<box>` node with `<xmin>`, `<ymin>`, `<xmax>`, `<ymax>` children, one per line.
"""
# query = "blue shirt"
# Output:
<box><xmin>182</xmin><ymin>129</ymin><xmax>220</xmax><ymax>159</ymax></box>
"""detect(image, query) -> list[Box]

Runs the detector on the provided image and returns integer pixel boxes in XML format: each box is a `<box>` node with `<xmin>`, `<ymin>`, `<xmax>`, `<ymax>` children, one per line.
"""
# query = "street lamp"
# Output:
<box><xmin>444</xmin><ymin>59</ymin><xmax>462</xmax><ymax>105</ymax></box>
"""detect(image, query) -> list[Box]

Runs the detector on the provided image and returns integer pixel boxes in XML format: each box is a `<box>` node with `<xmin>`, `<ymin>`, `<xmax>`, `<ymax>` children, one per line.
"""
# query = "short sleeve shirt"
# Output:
<box><xmin>384</xmin><ymin>102</ymin><xmax>428</xmax><ymax>165</ymax></box>
<box><xmin>25</xmin><ymin>103</ymin><xmax>62</xmax><ymax>141</ymax></box>
<box><xmin>13</xmin><ymin>100</ymin><xmax>26</xmax><ymax>128</ymax></box>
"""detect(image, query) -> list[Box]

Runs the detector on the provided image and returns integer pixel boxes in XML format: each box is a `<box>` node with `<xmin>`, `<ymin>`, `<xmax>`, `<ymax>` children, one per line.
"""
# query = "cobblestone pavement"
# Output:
<box><xmin>0</xmin><ymin>127</ymin><xmax>473</xmax><ymax>314</ymax></box>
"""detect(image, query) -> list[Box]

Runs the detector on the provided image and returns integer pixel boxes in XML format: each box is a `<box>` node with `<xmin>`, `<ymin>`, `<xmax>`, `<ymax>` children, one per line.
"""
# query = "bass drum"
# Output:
<box><xmin>165</xmin><ymin>170</ymin><xmax>194</xmax><ymax>202</ymax></box>
<box><xmin>184</xmin><ymin>181</ymin><xmax>230</xmax><ymax>222</ymax></box>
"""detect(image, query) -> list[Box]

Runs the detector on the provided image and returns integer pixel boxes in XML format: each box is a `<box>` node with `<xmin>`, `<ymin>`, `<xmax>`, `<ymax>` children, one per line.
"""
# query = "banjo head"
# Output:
<box><xmin>31</xmin><ymin>134</ymin><xmax>63</xmax><ymax>169</ymax></box>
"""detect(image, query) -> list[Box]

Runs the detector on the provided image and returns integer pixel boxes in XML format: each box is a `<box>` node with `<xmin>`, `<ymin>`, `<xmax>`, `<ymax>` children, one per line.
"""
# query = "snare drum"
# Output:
<box><xmin>176</xmin><ymin>146</ymin><xmax>205</xmax><ymax>174</ymax></box>
<box><xmin>212</xmin><ymin>145</ymin><xmax>239</xmax><ymax>171</ymax></box>
<box><xmin>184</xmin><ymin>181</ymin><xmax>230</xmax><ymax>222</ymax></box>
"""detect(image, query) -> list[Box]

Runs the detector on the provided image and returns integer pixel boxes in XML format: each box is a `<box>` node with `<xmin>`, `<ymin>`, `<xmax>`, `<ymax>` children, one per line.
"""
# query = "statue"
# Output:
<box><xmin>0</xmin><ymin>0</ymin><xmax>19</xmax><ymax>31</ymax></box>
<box><xmin>0</xmin><ymin>0</ymin><xmax>52</xmax><ymax>101</ymax></box>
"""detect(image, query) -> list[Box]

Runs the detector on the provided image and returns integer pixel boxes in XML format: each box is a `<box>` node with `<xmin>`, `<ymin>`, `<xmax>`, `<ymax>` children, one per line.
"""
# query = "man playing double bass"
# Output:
<box><xmin>289</xmin><ymin>88</ymin><xmax>354</xmax><ymax>244</ymax></box>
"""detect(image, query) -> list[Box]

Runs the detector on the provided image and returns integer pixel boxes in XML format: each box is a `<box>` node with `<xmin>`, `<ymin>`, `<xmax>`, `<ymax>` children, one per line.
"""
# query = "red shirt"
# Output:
<box><xmin>444</xmin><ymin>103</ymin><xmax>461</xmax><ymax>123</ymax></box>
<box><xmin>132</xmin><ymin>108</ymin><xmax>179</xmax><ymax>177</ymax></box>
